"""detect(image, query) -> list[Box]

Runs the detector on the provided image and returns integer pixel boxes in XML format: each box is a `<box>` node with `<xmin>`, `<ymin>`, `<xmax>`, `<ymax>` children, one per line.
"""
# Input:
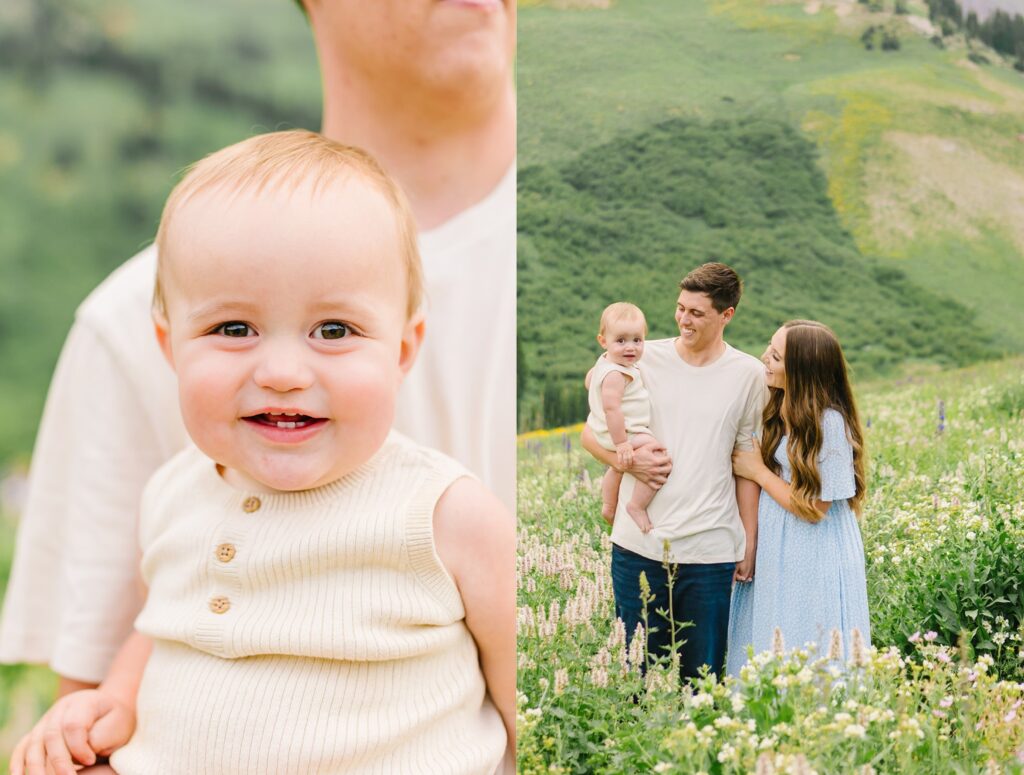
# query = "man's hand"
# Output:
<box><xmin>580</xmin><ymin>426</ymin><xmax>672</xmax><ymax>488</ymax></box>
<box><xmin>10</xmin><ymin>689</ymin><xmax>136</xmax><ymax>775</ymax></box>
<box><xmin>615</xmin><ymin>441</ymin><xmax>634</xmax><ymax>469</ymax></box>
<box><xmin>626</xmin><ymin>442</ymin><xmax>672</xmax><ymax>488</ymax></box>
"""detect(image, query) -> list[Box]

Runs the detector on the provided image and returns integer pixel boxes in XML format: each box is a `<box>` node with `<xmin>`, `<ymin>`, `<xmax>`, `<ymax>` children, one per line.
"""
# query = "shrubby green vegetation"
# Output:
<box><xmin>517</xmin><ymin>358</ymin><xmax>1024</xmax><ymax>773</ymax></box>
<box><xmin>517</xmin><ymin>117</ymin><xmax>996</xmax><ymax>428</ymax></box>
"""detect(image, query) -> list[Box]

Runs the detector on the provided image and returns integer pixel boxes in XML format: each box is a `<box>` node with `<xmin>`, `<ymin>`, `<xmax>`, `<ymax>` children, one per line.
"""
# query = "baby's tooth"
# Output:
<box><xmin>276</xmin><ymin>421</ymin><xmax>297</xmax><ymax>429</ymax></box>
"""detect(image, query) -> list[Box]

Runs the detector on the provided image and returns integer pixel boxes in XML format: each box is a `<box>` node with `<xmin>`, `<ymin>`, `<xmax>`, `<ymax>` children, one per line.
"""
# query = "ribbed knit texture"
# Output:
<box><xmin>585</xmin><ymin>354</ymin><xmax>651</xmax><ymax>448</ymax></box>
<box><xmin>110</xmin><ymin>433</ymin><xmax>506</xmax><ymax>775</ymax></box>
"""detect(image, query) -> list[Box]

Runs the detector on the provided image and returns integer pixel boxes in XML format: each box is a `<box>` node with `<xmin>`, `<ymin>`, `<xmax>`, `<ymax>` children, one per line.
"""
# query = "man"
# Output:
<box><xmin>0</xmin><ymin>0</ymin><xmax>515</xmax><ymax>699</ymax></box>
<box><xmin>582</xmin><ymin>263</ymin><xmax>764</xmax><ymax>680</ymax></box>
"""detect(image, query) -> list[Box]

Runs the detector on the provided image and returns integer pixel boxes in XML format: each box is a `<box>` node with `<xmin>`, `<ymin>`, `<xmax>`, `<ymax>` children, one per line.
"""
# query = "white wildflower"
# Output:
<box><xmin>772</xmin><ymin>626</ymin><xmax>786</xmax><ymax>657</ymax></box>
<box><xmin>844</xmin><ymin>723</ymin><xmax>867</xmax><ymax>739</ymax></box>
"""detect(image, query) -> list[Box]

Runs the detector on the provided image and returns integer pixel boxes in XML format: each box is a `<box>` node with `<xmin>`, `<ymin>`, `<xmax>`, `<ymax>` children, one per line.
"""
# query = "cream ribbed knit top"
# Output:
<box><xmin>585</xmin><ymin>354</ymin><xmax>652</xmax><ymax>449</ymax></box>
<box><xmin>110</xmin><ymin>433</ymin><xmax>506</xmax><ymax>775</ymax></box>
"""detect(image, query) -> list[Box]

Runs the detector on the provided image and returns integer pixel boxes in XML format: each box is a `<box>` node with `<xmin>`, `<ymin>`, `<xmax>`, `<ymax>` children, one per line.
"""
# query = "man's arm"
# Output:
<box><xmin>0</xmin><ymin>307</ymin><xmax>166</xmax><ymax>687</ymax></box>
<box><xmin>734</xmin><ymin>477</ymin><xmax>759</xmax><ymax>582</ymax></box>
<box><xmin>433</xmin><ymin>478</ymin><xmax>515</xmax><ymax>758</ymax></box>
<box><xmin>733</xmin><ymin>370</ymin><xmax>769</xmax><ymax>581</ymax></box>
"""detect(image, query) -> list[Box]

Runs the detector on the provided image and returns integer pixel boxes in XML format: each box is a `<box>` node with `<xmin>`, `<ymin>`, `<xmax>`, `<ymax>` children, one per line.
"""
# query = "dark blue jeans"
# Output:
<box><xmin>611</xmin><ymin>543</ymin><xmax>734</xmax><ymax>681</ymax></box>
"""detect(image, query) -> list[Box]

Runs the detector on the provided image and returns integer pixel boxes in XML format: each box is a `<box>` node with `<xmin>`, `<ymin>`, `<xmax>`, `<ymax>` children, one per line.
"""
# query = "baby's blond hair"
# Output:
<box><xmin>153</xmin><ymin>129</ymin><xmax>422</xmax><ymax>319</ymax></box>
<box><xmin>598</xmin><ymin>302</ymin><xmax>647</xmax><ymax>337</ymax></box>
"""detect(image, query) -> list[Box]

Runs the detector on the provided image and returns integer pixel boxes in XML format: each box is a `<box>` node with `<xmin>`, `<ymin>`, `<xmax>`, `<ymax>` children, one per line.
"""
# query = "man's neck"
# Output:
<box><xmin>675</xmin><ymin>336</ymin><xmax>727</xmax><ymax>367</ymax></box>
<box><xmin>319</xmin><ymin>74</ymin><xmax>515</xmax><ymax>231</ymax></box>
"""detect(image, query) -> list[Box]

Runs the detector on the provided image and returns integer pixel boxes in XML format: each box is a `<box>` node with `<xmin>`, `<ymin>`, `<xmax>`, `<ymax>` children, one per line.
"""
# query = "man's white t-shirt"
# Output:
<box><xmin>0</xmin><ymin>165</ymin><xmax>515</xmax><ymax>682</ymax></box>
<box><xmin>610</xmin><ymin>338</ymin><xmax>766</xmax><ymax>565</ymax></box>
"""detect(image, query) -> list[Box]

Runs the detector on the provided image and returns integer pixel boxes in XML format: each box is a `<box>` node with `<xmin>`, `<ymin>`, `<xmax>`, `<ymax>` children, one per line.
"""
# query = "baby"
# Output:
<box><xmin>11</xmin><ymin>131</ymin><xmax>513</xmax><ymax>775</ymax></box>
<box><xmin>585</xmin><ymin>302</ymin><xmax>663</xmax><ymax>533</ymax></box>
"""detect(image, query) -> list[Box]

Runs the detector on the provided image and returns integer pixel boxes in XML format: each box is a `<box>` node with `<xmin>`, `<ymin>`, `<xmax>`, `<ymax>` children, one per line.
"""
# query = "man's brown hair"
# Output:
<box><xmin>678</xmin><ymin>262</ymin><xmax>743</xmax><ymax>313</ymax></box>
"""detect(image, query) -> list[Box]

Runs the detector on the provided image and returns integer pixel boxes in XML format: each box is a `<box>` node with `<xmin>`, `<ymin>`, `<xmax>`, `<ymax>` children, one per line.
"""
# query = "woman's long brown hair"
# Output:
<box><xmin>760</xmin><ymin>320</ymin><xmax>866</xmax><ymax>523</ymax></box>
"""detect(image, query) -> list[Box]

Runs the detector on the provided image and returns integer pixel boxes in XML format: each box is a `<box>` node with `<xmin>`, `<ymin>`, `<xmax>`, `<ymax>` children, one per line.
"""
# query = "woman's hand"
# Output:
<box><xmin>732</xmin><ymin>438</ymin><xmax>767</xmax><ymax>484</ymax></box>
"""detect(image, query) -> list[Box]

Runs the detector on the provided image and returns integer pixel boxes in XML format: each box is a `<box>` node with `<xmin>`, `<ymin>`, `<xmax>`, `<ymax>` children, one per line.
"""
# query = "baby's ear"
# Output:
<box><xmin>152</xmin><ymin>309</ymin><xmax>175</xmax><ymax>370</ymax></box>
<box><xmin>596</xmin><ymin>334</ymin><xmax>606</xmax><ymax>348</ymax></box>
<box><xmin>398</xmin><ymin>312</ymin><xmax>425</xmax><ymax>379</ymax></box>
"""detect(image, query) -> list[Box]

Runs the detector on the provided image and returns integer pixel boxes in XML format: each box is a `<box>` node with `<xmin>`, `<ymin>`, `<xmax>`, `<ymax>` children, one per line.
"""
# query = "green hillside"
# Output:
<box><xmin>0</xmin><ymin>0</ymin><xmax>320</xmax><ymax>461</ymax></box>
<box><xmin>517</xmin><ymin>117</ymin><xmax>996</xmax><ymax>426</ymax></box>
<box><xmin>518</xmin><ymin>0</ymin><xmax>1024</xmax><ymax>429</ymax></box>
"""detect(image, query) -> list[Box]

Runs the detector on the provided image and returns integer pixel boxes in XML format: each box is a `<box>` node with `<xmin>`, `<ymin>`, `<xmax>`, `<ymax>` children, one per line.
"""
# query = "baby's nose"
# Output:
<box><xmin>253</xmin><ymin>341</ymin><xmax>315</xmax><ymax>392</ymax></box>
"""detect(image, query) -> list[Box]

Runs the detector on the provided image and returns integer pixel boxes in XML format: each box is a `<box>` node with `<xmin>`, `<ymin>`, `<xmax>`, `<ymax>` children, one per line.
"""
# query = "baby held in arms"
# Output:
<box><xmin>11</xmin><ymin>130</ymin><xmax>513</xmax><ymax>775</ymax></box>
<box><xmin>585</xmin><ymin>302</ymin><xmax>666</xmax><ymax>534</ymax></box>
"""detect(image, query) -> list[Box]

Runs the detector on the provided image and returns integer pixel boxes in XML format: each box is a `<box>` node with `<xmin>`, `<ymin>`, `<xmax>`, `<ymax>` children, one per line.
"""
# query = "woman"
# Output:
<box><xmin>727</xmin><ymin>320</ymin><xmax>869</xmax><ymax>675</ymax></box>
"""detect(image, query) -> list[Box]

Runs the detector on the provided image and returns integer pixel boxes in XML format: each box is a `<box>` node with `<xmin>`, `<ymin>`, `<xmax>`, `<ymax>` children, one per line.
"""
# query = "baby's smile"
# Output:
<box><xmin>242</xmin><ymin>411</ymin><xmax>329</xmax><ymax>444</ymax></box>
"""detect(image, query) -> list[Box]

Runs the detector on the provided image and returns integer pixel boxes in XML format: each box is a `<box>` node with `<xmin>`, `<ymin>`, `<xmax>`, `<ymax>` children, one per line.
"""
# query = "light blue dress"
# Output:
<box><xmin>727</xmin><ymin>409</ymin><xmax>870</xmax><ymax>675</ymax></box>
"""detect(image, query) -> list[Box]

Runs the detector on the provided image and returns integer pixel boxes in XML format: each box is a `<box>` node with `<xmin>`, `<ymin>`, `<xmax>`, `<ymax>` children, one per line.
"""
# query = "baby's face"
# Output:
<box><xmin>598</xmin><ymin>318</ymin><xmax>645</xmax><ymax>367</ymax></box>
<box><xmin>157</xmin><ymin>177</ymin><xmax>420</xmax><ymax>493</ymax></box>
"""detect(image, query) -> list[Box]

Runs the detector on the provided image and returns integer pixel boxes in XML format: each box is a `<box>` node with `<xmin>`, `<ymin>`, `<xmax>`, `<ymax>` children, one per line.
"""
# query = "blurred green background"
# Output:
<box><xmin>0</xmin><ymin>0</ymin><xmax>320</xmax><ymax>755</ymax></box>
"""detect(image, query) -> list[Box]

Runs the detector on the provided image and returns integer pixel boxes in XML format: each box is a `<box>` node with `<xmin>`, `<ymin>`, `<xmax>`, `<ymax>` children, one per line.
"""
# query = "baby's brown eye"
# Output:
<box><xmin>314</xmin><ymin>322</ymin><xmax>350</xmax><ymax>340</ymax></box>
<box><xmin>217</xmin><ymin>322</ymin><xmax>253</xmax><ymax>337</ymax></box>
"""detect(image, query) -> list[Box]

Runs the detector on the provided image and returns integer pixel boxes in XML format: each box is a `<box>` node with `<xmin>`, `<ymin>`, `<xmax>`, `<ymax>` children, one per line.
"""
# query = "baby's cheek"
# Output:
<box><xmin>176</xmin><ymin>363</ymin><xmax>239</xmax><ymax>449</ymax></box>
<box><xmin>330</xmin><ymin>358</ymin><xmax>399</xmax><ymax>427</ymax></box>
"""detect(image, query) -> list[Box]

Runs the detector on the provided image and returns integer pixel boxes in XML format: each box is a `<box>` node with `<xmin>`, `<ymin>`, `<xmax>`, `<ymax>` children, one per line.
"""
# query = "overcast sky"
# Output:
<box><xmin>960</xmin><ymin>0</ymin><xmax>1024</xmax><ymax>20</ymax></box>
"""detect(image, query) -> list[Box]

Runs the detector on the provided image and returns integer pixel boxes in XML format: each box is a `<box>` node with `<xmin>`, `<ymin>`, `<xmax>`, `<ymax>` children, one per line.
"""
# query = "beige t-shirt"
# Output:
<box><xmin>0</xmin><ymin>165</ymin><xmax>515</xmax><ymax>682</ymax></box>
<box><xmin>585</xmin><ymin>354</ymin><xmax>652</xmax><ymax>449</ymax></box>
<box><xmin>610</xmin><ymin>338</ymin><xmax>766</xmax><ymax>564</ymax></box>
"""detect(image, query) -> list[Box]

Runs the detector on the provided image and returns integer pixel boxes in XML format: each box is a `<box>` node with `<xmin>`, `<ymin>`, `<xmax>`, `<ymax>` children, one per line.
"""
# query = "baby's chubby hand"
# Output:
<box><xmin>10</xmin><ymin>689</ymin><xmax>135</xmax><ymax>775</ymax></box>
<box><xmin>615</xmin><ymin>441</ymin><xmax>634</xmax><ymax>469</ymax></box>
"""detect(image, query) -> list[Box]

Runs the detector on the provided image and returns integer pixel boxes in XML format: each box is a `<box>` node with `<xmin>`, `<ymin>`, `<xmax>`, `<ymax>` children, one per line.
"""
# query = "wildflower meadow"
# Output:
<box><xmin>517</xmin><ymin>358</ymin><xmax>1024</xmax><ymax>774</ymax></box>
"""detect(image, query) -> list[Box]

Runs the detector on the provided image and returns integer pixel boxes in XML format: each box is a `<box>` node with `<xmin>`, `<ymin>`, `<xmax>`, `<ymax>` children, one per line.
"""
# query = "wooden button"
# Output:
<box><xmin>209</xmin><ymin>596</ymin><xmax>231</xmax><ymax>614</ymax></box>
<box><xmin>242</xmin><ymin>496</ymin><xmax>261</xmax><ymax>513</ymax></box>
<box><xmin>215</xmin><ymin>543</ymin><xmax>236</xmax><ymax>563</ymax></box>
